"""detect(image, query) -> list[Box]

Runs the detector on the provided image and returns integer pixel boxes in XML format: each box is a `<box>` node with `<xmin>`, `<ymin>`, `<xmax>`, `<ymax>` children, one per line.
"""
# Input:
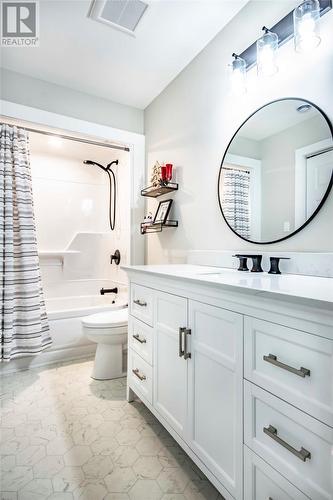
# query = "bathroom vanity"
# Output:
<box><xmin>123</xmin><ymin>264</ymin><xmax>333</xmax><ymax>500</ymax></box>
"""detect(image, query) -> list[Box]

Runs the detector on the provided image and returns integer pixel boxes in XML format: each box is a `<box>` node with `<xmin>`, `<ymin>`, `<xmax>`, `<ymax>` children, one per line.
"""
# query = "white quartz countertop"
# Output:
<box><xmin>122</xmin><ymin>264</ymin><xmax>333</xmax><ymax>307</ymax></box>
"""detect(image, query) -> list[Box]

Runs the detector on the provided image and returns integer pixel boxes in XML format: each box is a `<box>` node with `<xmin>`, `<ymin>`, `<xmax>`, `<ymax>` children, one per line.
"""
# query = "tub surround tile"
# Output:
<box><xmin>1</xmin><ymin>359</ymin><xmax>224</xmax><ymax>499</ymax></box>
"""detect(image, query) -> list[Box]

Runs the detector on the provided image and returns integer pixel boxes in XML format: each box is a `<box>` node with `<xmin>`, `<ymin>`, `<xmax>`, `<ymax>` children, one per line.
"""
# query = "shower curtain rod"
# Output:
<box><xmin>1</xmin><ymin>119</ymin><xmax>130</xmax><ymax>152</ymax></box>
<box><xmin>223</xmin><ymin>166</ymin><xmax>250</xmax><ymax>174</ymax></box>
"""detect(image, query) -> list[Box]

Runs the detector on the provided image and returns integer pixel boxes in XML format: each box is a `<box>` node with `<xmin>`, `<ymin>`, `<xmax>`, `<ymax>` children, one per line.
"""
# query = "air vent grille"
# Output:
<box><xmin>89</xmin><ymin>0</ymin><xmax>148</xmax><ymax>35</ymax></box>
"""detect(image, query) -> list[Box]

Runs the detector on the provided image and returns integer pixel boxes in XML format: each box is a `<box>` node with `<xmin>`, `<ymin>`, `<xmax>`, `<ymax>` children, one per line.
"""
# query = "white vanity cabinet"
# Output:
<box><xmin>124</xmin><ymin>265</ymin><xmax>333</xmax><ymax>500</ymax></box>
<box><xmin>153</xmin><ymin>290</ymin><xmax>188</xmax><ymax>438</ymax></box>
<box><xmin>187</xmin><ymin>300</ymin><xmax>243</xmax><ymax>499</ymax></box>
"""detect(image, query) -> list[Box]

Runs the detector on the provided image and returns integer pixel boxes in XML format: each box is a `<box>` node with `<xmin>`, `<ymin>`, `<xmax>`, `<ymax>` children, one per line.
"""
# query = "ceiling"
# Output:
<box><xmin>239</xmin><ymin>100</ymin><xmax>325</xmax><ymax>142</ymax></box>
<box><xmin>0</xmin><ymin>0</ymin><xmax>248</xmax><ymax>109</ymax></box>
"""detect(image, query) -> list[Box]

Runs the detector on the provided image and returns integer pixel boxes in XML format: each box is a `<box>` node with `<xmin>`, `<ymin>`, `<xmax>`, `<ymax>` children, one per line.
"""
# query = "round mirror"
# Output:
<box><xmin>218</xmin><ymin>98</ymin><xmax>333</xmax><ymax>244</ymax></box>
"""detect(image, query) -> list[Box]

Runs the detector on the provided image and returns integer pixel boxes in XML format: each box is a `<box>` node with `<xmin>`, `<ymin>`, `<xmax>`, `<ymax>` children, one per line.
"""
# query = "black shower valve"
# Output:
<box><xmin>110</xmin><ymin>249</ymin><xmax>121</xmax><ymax>265</ymax></box>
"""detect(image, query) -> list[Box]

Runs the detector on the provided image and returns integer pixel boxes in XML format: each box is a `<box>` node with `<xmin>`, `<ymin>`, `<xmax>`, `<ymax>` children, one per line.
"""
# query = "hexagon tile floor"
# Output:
<box><xmin>0</xmin><ymin>358</ymin><xmax>224</xmax><ymax>500</ymax></box>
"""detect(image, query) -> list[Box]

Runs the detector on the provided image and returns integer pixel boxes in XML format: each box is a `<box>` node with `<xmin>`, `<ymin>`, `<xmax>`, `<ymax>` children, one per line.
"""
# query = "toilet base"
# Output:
<box><xmin>91</xmin><ymin>343</ymin><xmax>123</xmax><ymax>380</ymax></box>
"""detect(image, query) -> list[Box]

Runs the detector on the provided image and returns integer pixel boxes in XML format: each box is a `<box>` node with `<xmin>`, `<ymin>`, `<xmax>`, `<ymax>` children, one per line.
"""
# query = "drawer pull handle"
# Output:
<box><xmin>132</xmin><ymin>368</ymin><xmax>146</xmax><ymax>381</ymax></box>
<box><xmin>263</xmin><ymin>354</ymin><xmax>310</xmax><ymax>378</ymax></box>
<box><xmin>132</xmin><ymin>334</ymin><xmax>146</xmax><ymax>344</ymax></box>
<box><xmin>179</xmin><ymin>327</ymin><xmax>185</xmax><ymax>358</ymax></box>
<box><xmin>184</xmin><ymin>328</ymin><xmax>191</xmax><ymax>360</ymax></box>
<box><xmin>133</xmin><ymin>299</ymin><xmax>147</xmax><ymax>307</ymax></box>
<box><xmin>263</xmin><ymin>425</ymin><xmax>311</xmax><ymax>462</ymax></box>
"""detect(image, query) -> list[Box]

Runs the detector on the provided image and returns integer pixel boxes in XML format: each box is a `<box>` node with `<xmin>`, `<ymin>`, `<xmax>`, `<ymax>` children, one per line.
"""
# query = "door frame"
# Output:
<box><xmin>294</xmin><ymin>138</ymin><xmax>332</xmax><ymax>228</ymax></box>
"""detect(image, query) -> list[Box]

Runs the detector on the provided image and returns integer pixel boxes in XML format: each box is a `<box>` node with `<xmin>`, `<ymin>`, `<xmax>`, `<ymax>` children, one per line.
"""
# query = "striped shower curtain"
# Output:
<box><xmin>0</xmin><ymin>124</ymin><xmax>51</xmax><ymax>361</ymax></box>
<box><xmin>222</xmin><ymin>168</ymin><xmax>251</xmax><ymax>239</ymax></box>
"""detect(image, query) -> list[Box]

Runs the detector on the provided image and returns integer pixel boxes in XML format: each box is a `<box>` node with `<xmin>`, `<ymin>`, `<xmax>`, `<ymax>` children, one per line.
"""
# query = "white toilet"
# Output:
<box><xmin>81</xmin><ymin>308</ymin><xmax>128</xmax><ymax>380</ymax></box>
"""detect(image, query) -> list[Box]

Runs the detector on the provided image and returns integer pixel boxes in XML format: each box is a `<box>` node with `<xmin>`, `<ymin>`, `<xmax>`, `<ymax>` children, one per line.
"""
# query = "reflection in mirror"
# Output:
<box><xmin>218</xmin><ymin>98</ymin><xmax>333</xmax><ymax>243</ymax></box>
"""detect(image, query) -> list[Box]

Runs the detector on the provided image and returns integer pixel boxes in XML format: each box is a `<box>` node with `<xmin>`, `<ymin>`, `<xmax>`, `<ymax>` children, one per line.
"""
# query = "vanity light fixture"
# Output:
<box><xmin>256</xmin><ymin>26</ymin><xmax>279</xmax><ymax>77</ymax></box>
<box><xmin>234</xmin><ymin>0</ymin><xmax>331</xmax><ymax>72</ymax></box>
<box><xmin>294</xmin><ymin>0</ymin><xmax>321</xmax><ymax>52</ymax></box>
<box><xmin>230</xmin><ymin>53</ymin><xmax>247</xmax><ymax>94</ymax></box>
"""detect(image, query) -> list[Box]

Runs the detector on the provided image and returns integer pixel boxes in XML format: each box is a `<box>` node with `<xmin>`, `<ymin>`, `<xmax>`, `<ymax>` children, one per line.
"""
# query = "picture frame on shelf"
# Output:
<box><xmin>153</xmin><ymin>199</ymin><xmax>173</xmax><ymax>224</ymax></box>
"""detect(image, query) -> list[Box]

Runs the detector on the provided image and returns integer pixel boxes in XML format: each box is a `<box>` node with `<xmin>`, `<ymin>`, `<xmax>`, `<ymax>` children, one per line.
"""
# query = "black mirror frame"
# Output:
<box><xmin>217</xmin><ymin>97</ymin><xmax>333</xmax><ymax>245</ymax></box>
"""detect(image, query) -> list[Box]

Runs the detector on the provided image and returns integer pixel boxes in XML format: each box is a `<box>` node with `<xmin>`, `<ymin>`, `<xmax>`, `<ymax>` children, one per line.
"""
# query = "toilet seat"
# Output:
<box><xmin>82</xmin><ymin>308</ymin><xmax>128</xmax><ymax>329</ymax></box>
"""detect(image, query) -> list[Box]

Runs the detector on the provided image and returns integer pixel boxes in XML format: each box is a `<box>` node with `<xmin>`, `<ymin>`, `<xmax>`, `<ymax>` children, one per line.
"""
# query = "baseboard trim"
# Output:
<box><xmin>0</xmin><ymin>344</ymin><xmax>96</xmax><ymax>375</ymax></box>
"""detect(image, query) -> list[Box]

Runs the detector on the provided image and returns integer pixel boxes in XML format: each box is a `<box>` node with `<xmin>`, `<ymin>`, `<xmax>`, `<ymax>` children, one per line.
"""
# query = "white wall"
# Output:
<box><xmin>144</xmin><ymin>1</ymin><xmax>333</xmax><ymax>263</ymax></box>
<box><xmin>29</xmin><ymin>132</ymin><xmax>130</xmax><ymax>298</ymax></box>
<box><xmin>1</xmin><ymin>69</ymin><xmax>144</xmax><ymax>134</ymax></box>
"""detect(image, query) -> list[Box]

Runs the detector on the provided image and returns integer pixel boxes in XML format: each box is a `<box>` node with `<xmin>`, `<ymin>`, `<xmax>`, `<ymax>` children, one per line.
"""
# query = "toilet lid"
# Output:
<box><xmin>82</xmin><ymin>308</ymin><xmax>128</xmax><ymax>328</ymax></box>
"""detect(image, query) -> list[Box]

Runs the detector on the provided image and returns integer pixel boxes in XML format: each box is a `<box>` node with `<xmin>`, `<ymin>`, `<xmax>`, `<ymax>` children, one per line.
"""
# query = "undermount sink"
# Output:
<box><xmin>196</xmin><ymin>268</ymin><xmax>240</xmax><ymax>276</ymax></box>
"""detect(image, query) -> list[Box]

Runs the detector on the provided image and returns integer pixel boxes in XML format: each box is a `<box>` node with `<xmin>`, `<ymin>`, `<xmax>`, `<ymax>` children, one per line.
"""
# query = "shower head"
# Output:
<box><xmin>106</xmin><ymin>159</ymin><xmax>119</xmax><ymax>171</ymax></box>
<box><xmin>83</xmin><ymin>159</ymin><xmax>107</xmax><ymax>171</ymax></box>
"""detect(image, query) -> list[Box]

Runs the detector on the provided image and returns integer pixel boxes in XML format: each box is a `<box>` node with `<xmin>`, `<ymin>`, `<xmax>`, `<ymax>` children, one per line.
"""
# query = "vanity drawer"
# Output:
<box><xmin>244</xmin><ymin>381</ymin><xmax>333</xmax><ymax>500</ymax></box>
<box><xmin>130</xmin><ymin>283</ymin><xmax>154</xmax><ymax>326</ymax></box>
<box><xmin>244</xmin><ymin>316</ymin><xmax>333</xmax><ymax>427</ymax></box>
<box><xmin>128</xmin><ymin>316</ymin><xmax>153</xmax><ymax>365</ymax></box>
<box><xmin>128</xmin><ymin>348</ymin><xmax>153</xmax><ymax>404</ymax></box>
<box><xmin>244</xmin><ymin>446</ymin><xmax>309</xmax><ymax>500</ymax></box>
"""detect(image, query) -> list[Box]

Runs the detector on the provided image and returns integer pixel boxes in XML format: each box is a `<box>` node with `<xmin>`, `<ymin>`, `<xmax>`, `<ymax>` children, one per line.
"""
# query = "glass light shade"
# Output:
<box><xmin>230</xmin><ymin>55</ymin><xmax>246</xmax><ymax>94</ymax></box>
<box><xmin>294</xmin><ymin>0</ymin><xmax>321</xmax><ymax>52</ymax></box>
<box><xmin>256</xmin><ymin>29</ymin><xmax>279</xmax><ymax>77</ymax></box>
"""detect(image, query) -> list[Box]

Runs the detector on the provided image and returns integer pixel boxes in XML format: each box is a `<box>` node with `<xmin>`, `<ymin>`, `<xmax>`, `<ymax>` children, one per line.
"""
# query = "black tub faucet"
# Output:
<box><xmin>100</xmin><ymin>287</ymin><xmax>118</xmax><ymax>295</ymax></box>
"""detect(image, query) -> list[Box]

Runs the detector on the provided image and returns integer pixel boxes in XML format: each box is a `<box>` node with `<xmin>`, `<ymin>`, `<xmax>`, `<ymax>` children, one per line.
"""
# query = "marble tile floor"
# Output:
<box><xmin>0</xmin><ymin>358</ymin><xmax>224</xmax><ymax>500</ymax></box>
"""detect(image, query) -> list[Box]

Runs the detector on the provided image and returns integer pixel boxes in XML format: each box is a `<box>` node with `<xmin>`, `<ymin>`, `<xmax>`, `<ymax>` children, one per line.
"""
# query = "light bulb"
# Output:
<box><xmin>230</xmin><ymin>53</ymin><xmax>246</xmax><ymax>95</ymax></box>
<box><xmin>256</xmin><ymin>27</ymin><xmax>279</xmax><ymax>77</ymax></box>
<box><xmin>294</xmin><ymin>0</ymin><xmax>321</xmax><ymax>53</ymax></box>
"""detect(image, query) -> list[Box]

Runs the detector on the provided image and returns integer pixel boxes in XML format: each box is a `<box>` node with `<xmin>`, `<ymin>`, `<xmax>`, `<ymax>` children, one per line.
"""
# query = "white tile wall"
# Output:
<box><xmin>29</xmin><ymin>132</ymin><xmax>131</xmax><ymax>299</ymax></box>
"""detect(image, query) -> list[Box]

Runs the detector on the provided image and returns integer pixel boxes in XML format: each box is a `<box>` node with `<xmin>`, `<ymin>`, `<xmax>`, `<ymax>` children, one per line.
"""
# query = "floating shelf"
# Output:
<box><xmin>141</xmin><ymin>220</ymin><xmax>178</xmax><ymax>235</ymax></box>
<box><xmin>141</xmin><ymin>182</ymin><xmax>178</xmax><ymax>198</ymax></box>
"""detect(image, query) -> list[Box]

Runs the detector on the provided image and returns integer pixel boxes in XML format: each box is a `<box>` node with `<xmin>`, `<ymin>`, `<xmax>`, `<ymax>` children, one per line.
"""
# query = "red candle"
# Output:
<box><xmin>165</xmin><ymin>163</ymin><xmax>173</xmax><ymax>181</ymax></box>
<box><xmin>161</xmin><ymin>165</ymin><xmax>167</xmax><ymax>181</ymax></box>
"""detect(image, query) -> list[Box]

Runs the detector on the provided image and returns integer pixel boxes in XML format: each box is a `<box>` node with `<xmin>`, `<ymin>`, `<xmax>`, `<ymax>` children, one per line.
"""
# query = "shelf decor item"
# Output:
<box><xmin>151</xmin><ymin>161</ymin><xmax>162</xmax><ymax>187</ymax></box>
<box><xmin>153</xmin><ymin>199</ymin><xmax>173</xmax><ymax>224</ymax></box>
<box><xmin>165</xmin><ymin>163</ymin><xmax>173</xmax><ymax>182</ymax></box>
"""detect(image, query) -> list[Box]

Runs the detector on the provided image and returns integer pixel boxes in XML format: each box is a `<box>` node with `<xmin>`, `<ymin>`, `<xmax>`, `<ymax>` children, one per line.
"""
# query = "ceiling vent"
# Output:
<box><xmin>88</xmin><ymin>0</ymin><xmax>148</xmax><ymax>36</ymax></box>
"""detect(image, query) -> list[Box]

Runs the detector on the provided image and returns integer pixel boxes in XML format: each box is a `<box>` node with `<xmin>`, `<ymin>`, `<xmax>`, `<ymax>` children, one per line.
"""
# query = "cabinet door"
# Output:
<box><xmin>188</xmin><ymin>300</ymin><xmax>243</xmax><ymax>500</ymax></box>
<box><xmin>153</xmin><ymin>291</ymin><xmax>188</xmax><ymax>438</ymax></box>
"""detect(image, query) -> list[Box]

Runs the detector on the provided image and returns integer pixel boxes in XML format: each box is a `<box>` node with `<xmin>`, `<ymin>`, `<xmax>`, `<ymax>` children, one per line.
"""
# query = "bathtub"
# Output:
<box><xmin>46</xmin><ymin>293</ymin><xmax>128</xmax><ymax>320</ymax></box>
<box><xmin>0</xmin><ymin>292</ymin><xmax>128</xmax><ymax>374</ymax></box>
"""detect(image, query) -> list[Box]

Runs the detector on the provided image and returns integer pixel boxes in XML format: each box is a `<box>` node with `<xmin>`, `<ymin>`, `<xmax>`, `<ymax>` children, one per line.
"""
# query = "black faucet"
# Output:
<box><xmin>233</xmin><ymin>254</ymin><xmax>263</xmax><ymax>272</ymax></box>
<box><xmin>249</xmin><ymin>255</ymin><xmax>263</xmax><ymax>273</ymax></box>
<box><xmin>100</xmin><ymin>287</ymin><xmax>118</xmax><ymax>295</ymax></box>
<box><xmin>233</xmin><ymin>254</ymin><xmax>249</xmax><ymax>271</ymax></box>
<box><xmin>268</xmin><ymin>257</ymin><xmax>290</xmax><ymax>274</ymax></box>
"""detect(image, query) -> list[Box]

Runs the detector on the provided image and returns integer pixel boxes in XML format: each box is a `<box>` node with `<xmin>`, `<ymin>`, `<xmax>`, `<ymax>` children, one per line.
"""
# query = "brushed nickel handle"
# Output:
<box><xmin>132</xmin><ymin>334</ymin><xmax>146</xmax><ymax>344</ymax></box>
<box><xmin>133</xmin><ymin>299</ymin><xmax>147</xmax><ymax>307</ymax></box>
<box><xmin>179</xmin><ymin>327</ymin><xmax>185</xmax><ymax>358</ymax></box>
<box><xmin>184</xmin><ymin>328</ymin><xmax>191</xmax><ymax>360</ymax></box>
<box><xmin>263</xmin><ymin>425</ymin><xmax>311</xmax><ymax>462</ymax></box>
<box><xmin>263</xmin><ymin>354</ymin><xmax>310</xmax><ymax>378</ymax></box>
<box><xmin>132</xmin><ymin>368</ymin><xmax>146</xmax><ymax>381</ymax></box>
